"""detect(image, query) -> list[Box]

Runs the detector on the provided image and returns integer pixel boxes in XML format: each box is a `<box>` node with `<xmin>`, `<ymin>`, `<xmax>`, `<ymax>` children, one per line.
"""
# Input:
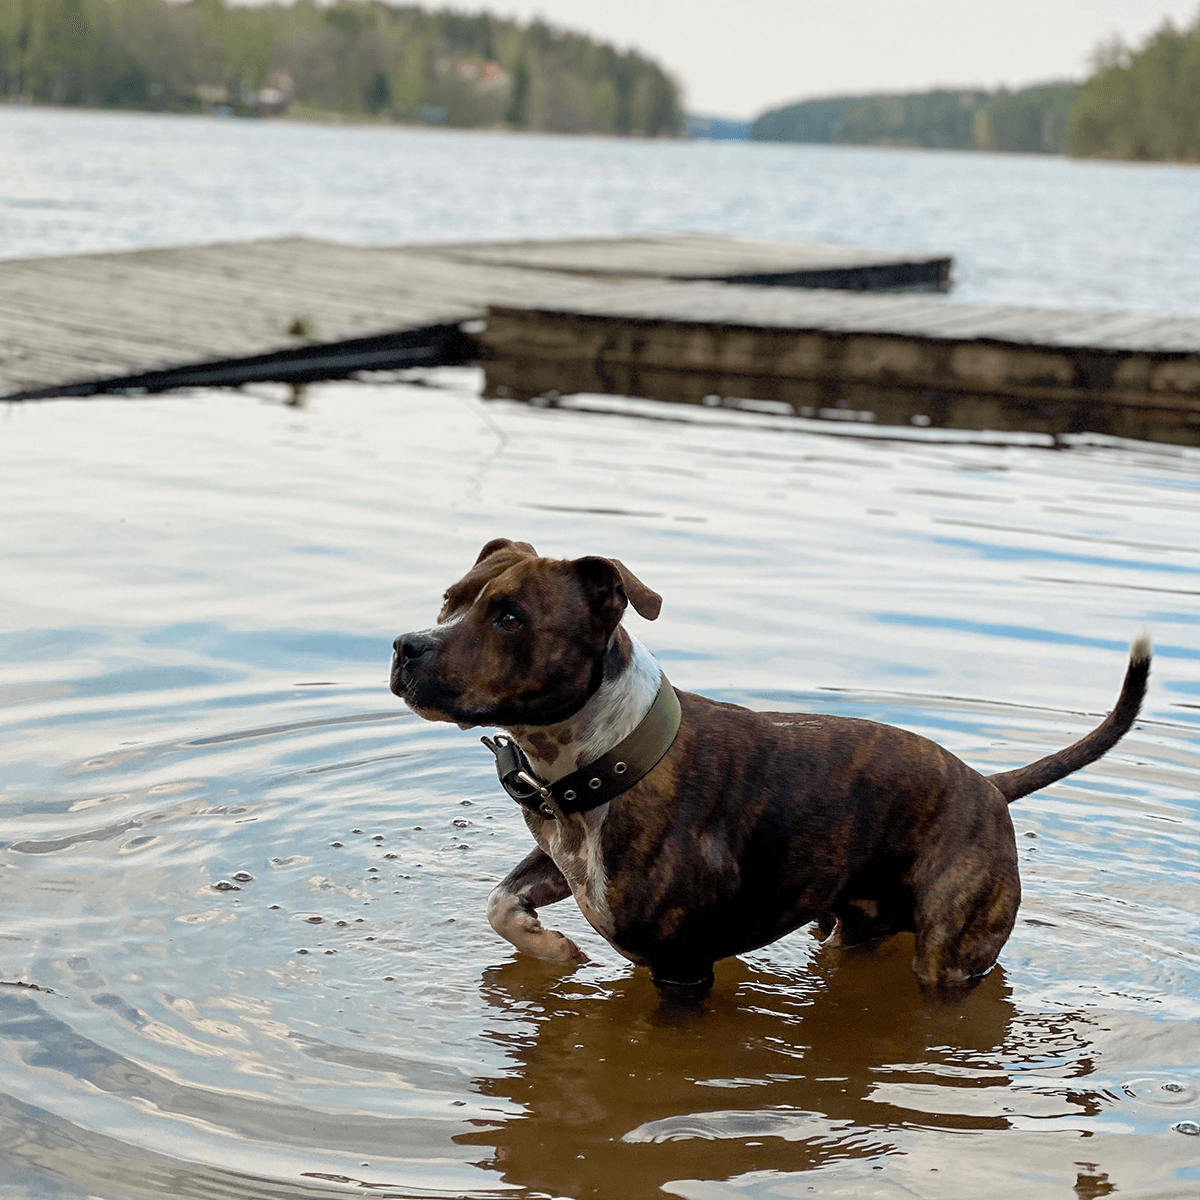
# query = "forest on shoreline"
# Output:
<box><xmin>0</xmin><ymin>0</ymin><xmax>683</xmax><ymax>136</ymax></box>
<box><xmin>752</xmin><ymin>12</ymin><xmax>1200</xmax><ymax>161</ymax></box>
<box><xmin>750</xmin><ymin>83</ymin><xmax>1077</xmax><ymax>155</ymax></box>
<box><xmin>2</xmin><ymin>1</ymin><xmax>1197</xmax><ymax>160</ymax></box>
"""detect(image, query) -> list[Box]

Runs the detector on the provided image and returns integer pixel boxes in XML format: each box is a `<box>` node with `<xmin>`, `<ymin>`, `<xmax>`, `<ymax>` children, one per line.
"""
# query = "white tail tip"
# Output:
<box><xmin>1131</xmin><ymin>628</ymin><xmax>1152</xmax><ymax>664</ymax></box>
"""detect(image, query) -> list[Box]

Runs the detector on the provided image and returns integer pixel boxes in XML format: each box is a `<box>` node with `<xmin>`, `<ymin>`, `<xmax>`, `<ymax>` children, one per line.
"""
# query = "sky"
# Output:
<box><xmin>228</xmin><ymin>0</ymin><xmax>1200</xmax><ymax>118</ymax></box>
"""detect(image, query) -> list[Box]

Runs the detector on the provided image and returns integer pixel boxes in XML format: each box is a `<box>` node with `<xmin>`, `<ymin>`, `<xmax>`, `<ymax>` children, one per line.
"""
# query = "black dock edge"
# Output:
<box><xmin>693</xmin><ymin>257</ymin><xmax>952</xmax><ymax>292</ymax></box>
<box><xmin>2</xmin><ymin>323</ymin><xmax>484</xmax><ymax>402</ymax></box>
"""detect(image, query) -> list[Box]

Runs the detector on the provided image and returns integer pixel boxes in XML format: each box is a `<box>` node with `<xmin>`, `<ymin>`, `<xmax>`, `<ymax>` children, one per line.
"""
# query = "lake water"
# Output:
<box><xmin>1</xmin><ymin>106</ymin><xmax>1199</xmax><ymax>316</ymax></box>
<box><xmin>3</xmin><ymin>375</ymin><xmax>1200</xmax><ymax>1198</ymax></box>
<box><xmin>1</xmin><ymin>109</ymin><xmax>1199</xmax><ymax>1199</ymax></box>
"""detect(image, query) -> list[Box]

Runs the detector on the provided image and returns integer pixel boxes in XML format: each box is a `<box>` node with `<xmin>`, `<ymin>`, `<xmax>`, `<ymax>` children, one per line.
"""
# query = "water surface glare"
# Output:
<box><xmin>1</xmin><ymin>374</ymin><xmax>1199</xmax><ymax>1198</ymax></box>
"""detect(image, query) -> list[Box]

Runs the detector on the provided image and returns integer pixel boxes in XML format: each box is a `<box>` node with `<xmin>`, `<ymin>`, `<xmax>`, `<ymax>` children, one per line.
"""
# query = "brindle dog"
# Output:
<box><xmin>391</xmin><ymin>539</ymin><xmax>1150</xmax><ymax>995</ymax></box>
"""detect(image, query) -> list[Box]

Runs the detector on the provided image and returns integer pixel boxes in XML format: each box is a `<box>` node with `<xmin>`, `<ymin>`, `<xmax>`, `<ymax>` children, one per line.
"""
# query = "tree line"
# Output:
<box><xmin>0</xmin><ymin>0</ymin><xmax>683</xmax><ymax>136</ymax></box>
<box><xmin>751</xmin><ymin>10</ymin><xmax>1200</xmax><ymax>162</ymax></box>
<box><xmin>750</xmin><ymin>84</ymin><xmax>1078</xmax><ymax>155</ymax></box>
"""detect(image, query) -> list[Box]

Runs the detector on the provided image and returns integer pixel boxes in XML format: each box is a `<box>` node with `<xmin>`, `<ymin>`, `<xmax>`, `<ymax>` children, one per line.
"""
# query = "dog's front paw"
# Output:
<box><xmin>512</xmin><ymin>912</ymin><xmax>590</xmax><ymax>964</ymax></box>
<box><xmin>542</xmin><ymin>928</ymin><xmax>591</xmax><ymax>965</ymax></box>
<box><xmin>488</xmin><ymin>890</ymin><xmax>589</xmax><ymax>964</ymax></box>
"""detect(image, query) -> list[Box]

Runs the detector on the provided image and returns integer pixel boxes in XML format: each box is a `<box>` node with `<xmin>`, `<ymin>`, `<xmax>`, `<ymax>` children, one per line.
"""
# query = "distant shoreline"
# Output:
<box><xmin>2</xmin><ymin>99</ymin><xmax>684</xmax><ymax>140</ymax></box>
<box><xmin>5</xmin><ymin>102</ymin><xmax>1198</xmax><ymax>167</ymax></box>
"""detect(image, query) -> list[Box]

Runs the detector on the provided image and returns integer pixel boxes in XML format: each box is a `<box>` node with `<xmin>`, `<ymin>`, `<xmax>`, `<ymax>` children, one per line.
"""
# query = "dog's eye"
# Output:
<box><xmin>496</xmin><ymin>611</ymin><xmax>523</xmax><ymax>632</ymax></box>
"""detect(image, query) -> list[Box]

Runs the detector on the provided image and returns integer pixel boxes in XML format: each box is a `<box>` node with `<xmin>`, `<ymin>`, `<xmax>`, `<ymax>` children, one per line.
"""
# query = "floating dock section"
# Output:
<box><xmin>2</xmin><ymin>234</ymin><xmax>1199</xmax><ymax>445</ymax></box>
<box><xmin>480</xmin><ymin>284</ymin><xmax>1200</xmax><ymax>445</ymax></box>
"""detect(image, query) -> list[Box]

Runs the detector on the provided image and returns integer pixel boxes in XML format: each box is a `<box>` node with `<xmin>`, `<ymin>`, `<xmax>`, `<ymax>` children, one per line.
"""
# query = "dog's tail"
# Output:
<box><xmin>987</xmin><ymin>632</ymin><xmax>1151</xmax><ymax>804</ymax></box>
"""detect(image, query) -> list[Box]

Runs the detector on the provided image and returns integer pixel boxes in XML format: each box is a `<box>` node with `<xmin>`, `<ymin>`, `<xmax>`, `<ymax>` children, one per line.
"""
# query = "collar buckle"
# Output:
<box><xmin>480</xmin><ymin>734</ymin><xmax>563</xmax><ymax>819</ymax></box>
<box><xmin>482</xmin><ymin>673</ymin><xmax>681</xmax><ymax>820</ymax></box>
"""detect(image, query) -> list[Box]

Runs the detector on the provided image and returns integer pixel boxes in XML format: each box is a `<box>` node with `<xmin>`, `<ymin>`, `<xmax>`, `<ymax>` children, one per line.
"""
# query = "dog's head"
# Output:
<box><xmin>391</xmin><ymin>538</ymin><xmax>661</xmax><ymax>728</ymax></box>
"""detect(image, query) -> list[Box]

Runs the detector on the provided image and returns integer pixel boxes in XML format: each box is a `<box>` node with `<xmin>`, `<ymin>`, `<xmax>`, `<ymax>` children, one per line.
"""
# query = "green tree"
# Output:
<box><xmin>506</xmin><ymin>55</ymin><xmax>529</xmax><ymax>127</ymax></box>
<box><xmin>1070</xmin><ymin>16</ymin><xmax>1200</xmax><ymax>159</ymax></box>
<box><xmin>364</xmin><ymin>68</ymin><xmax>390</xmax><ymax>113</ymax></box>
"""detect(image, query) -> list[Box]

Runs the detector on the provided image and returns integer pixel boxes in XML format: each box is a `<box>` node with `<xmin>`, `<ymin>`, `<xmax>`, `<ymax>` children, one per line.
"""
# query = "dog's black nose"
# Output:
<box><xmin>395</xmin><ymin>632</ymin><xmax>436</xmax><ymax>664</ymax></box>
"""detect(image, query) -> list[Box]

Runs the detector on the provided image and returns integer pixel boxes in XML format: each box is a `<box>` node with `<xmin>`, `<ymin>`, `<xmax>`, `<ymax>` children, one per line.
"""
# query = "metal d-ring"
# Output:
<box><xmin>512</xmin><ymin>770</ymin><xmax>562</xmax><ymax>821</ymax></box>
<box><xmin>516</xmin><ymin>770</ymin><xmax>552</xmax><ymax>803</ymax></box>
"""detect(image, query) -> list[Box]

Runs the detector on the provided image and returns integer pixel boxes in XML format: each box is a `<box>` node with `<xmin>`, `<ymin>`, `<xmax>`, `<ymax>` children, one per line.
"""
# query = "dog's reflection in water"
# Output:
<box><xmin>457</xmin><ymin>940</ymin><xmax>1090</xmax><ymax>1198</ymax></box>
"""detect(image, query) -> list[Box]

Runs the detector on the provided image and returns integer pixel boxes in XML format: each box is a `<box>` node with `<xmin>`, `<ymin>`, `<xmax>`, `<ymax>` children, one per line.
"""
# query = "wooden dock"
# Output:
<box><xmin>480</xmin><ymin>284</ymin><xmax>1200</xmax><ymax>444</ymax></box>
<box><xmin>2</xmin><ymin>234</ymin><xmax>1199</xmax><ymax>444</ymax></box>
<box><xmin>0</xmin><ymin>234</ymin><xmax>946</xmax><ymax>399</ymax></box>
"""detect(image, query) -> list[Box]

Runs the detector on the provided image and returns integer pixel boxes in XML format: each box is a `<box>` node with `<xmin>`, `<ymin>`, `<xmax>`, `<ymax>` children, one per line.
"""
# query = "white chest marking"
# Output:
<box><xmin>511</xmin><ymin>631</ymin><xmax>662</xmax><ymax>780</ymax></box>
<box><xmin>540</xmin><ymin>809</ymin><xmax>615</xmax><ymax>940</ymax></box>
<box><xmin>514</xmin><ymin>631</ymin><xmax>661</xmax><ymax>945</ymax></box>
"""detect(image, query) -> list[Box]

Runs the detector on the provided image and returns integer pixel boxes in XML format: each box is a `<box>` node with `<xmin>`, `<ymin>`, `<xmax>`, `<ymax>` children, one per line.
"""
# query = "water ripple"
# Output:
<box><xmin>2</xmin><ymin>379</ymin><xmax>1198</xmax><ymax>1198</ymax></box>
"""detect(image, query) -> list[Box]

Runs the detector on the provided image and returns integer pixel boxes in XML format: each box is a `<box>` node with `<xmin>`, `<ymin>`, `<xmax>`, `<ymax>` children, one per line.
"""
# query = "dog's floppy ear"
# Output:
<box><xmin>572</xmin><ymin>556</ymin><xmax>662</xmax><ymax>628</ymax></box>
<box><xmin>475</xmin><ymin>538</ymin><xmax>538</xmax><ymax>566</ymax></box>
<box><xmin>608</xmin><ymin>558</ymin><xmax>662</xmax><ymax>620</ymax></box>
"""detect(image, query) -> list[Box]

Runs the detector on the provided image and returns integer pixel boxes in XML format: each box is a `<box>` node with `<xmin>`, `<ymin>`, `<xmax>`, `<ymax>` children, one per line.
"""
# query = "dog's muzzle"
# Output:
<box><xmin>391</xmin><ymin>630</ymin><xmax>436</xmax><ymax>695</ymax></box>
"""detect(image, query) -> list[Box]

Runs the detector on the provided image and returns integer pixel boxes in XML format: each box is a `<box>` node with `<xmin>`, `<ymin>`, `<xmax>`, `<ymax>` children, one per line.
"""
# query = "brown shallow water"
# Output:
<box><xmin>1</xmin><ymin>373</ymin><xmax>1199</xmax><ymax>1199</ymax></box>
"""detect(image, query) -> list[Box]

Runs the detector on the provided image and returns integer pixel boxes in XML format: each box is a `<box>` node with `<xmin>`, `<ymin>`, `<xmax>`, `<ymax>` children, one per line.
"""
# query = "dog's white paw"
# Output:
<box><xmin>488</xmin><ymin>895</ymin><xmax>589</xmax><ymax>964</ymax></box>
<box><xmin>510</xmin><ymin>911</ymin><xmax>589</xmax><ymax>964</ymax></box>
<box><xmin>537</xmin><ymin>927</ymin><xmax>590</xmax><ymax>965</ymax></box>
